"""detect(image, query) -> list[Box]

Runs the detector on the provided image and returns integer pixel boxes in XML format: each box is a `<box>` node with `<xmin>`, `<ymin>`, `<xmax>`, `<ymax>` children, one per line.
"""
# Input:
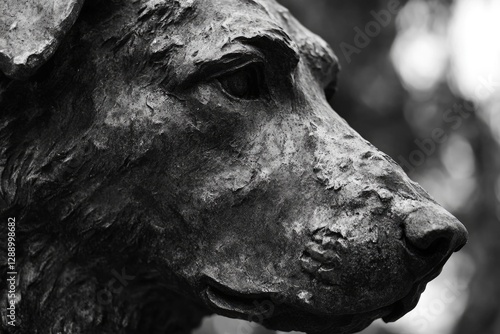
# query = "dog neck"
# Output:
<box><xmin>7</xmin><ymin>224</ymin><xmax>210</xmax><ymax>333</ymax></box>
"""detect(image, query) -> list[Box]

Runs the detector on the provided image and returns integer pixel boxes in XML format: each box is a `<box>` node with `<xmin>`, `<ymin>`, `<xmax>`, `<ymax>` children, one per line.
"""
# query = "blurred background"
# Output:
<box><xmin>194</xmin><ymin>0</ymin><xmax>500</xmax><ymax>333</ymax></box>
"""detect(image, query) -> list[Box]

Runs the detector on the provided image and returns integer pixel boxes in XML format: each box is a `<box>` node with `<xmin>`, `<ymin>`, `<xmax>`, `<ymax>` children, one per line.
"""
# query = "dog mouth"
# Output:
<box><xmin>205</xmin><ymin>284</ymin><xmax>272</xmax><ymax>318</ymax></box>
<box><xmin>204</xmin><ymin>283</ymin><xmax>355</xmax><ymax>332</ymax></box>
<box><xmin>203</xmin><ymin>263</ymin><xmax>444</xmax><ymax>333</ymax></box>
<box><xmin>381</xmin><ymin>279</ymin><xmax>427</xmax><ymax>323</ymax></box>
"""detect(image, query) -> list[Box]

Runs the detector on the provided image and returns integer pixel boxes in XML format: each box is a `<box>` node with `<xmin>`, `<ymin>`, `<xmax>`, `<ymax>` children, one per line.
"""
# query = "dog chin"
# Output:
<box><xmin>203</xmin><ymin>278</ymin><xmax>430</xmax><ymax>334</ymax></box>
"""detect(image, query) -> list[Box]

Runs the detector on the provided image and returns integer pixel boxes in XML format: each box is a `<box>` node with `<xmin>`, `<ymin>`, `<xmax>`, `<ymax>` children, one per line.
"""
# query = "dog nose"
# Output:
<box><xmin>403</xmin><ymin>205</ymin><xmax>468</xmax><ymax>257</ymax></box>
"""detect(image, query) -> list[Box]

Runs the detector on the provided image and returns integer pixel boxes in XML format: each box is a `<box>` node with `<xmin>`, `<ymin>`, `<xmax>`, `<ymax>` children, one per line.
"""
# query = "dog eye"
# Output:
<box><xmin>217</xmin><ymin>64</ymin><xmax>264</xmax><ymax>100</ymax></box>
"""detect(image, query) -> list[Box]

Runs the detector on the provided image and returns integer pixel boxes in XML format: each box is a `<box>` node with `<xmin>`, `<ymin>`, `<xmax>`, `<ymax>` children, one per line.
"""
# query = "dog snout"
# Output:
<box><xmin>403</xmin><ymin>205</ymin><xmax>468</xmax><ymax>259</ymax></box>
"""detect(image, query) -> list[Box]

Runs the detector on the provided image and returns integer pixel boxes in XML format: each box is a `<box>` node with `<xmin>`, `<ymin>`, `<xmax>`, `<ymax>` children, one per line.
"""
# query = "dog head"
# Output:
<box><xmin>0</xmin><ymin>0</ymin><xmax>467</xmax><ymax>333</ymax></box>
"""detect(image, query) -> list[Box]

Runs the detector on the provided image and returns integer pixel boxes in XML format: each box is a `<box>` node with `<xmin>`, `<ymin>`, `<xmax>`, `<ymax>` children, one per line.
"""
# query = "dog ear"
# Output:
<box><xmin>0</xmin><ymin>0</ymin><xmax>85</xmax><ymax>80</ymax></box>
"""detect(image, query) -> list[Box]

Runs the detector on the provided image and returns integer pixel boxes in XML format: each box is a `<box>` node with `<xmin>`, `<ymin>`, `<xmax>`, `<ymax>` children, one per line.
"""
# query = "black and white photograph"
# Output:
<box><xmin>1</xmin><ymin>0</ymin><xmax>499</xmax><ymax>333</ymax></box>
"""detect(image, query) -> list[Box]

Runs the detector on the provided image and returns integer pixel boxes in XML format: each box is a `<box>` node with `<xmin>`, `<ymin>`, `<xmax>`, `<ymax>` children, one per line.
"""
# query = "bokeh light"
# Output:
<box><xmin>440</xmin><ymin>135</ymin><xmax>476</xmax><ymax>179</ymax></box>
<box><xmin>448</xmin><ymin>0</ymin><xmax>500</xmax><ymax>103</ymax></box>
<box><xmin>370</xmin><ymin>252</ymin><xmax>475</xmax><ymax>334</ymax></box>
<box><xmin>391</xmin><ymin>0</ymin><xmax>449</xmax><ymax>93</ymax></box>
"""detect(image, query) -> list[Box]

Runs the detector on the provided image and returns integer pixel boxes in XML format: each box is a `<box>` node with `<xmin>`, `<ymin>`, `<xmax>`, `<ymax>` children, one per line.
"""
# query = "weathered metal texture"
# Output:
<box><xmin>0</xmin><ymin>0</ymin><xmax>84</xmax><ymax>79</ymax></box>
<box><xmin>0</xmin><ymin>0</ymin><xmax>467</xmax><ymax>333</ymax></box>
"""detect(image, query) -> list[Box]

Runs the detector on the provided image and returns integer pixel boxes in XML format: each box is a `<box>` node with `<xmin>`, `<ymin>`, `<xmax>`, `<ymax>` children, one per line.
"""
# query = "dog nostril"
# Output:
<box><xmin>407</xmin><ymin>234</ymin><xmax>452</xmax><ymax>257</ymax></box>
<box><xmin>403</xmin><ymin>205</ymin><xmax>468</xmax><ymax>257</ymax></box>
